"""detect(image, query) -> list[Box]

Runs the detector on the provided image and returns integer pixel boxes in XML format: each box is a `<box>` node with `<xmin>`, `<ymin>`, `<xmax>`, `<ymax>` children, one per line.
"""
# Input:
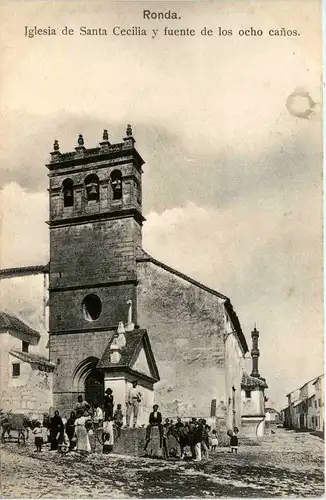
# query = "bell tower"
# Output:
<box><xmin>47</xmin><ymin>126</ymin><xmax>145</xmax><ymax>411</ymax></box>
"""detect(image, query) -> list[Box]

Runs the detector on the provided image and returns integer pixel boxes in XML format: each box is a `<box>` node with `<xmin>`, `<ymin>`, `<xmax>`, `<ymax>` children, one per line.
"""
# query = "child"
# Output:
<box><xmin>211</xmin><ymin>429</ymin><xmax>218</xmax><ymax>451</ymax></box>
<box><xmin>113</xmin><ymin>404</ymin><xmax>123</xmax><ymax>437</ymax></box>
<box><xmin>32</xmin><ymin>422</ymin><xmax>43</xmax><ymax>452</ymax></box>
<box><xmin>103</xmin><ymin>432</ymin><xmax>113</xmax><ymax>454</ymax></box>
<box><xmin>58</xmin><ymin>430</ymin><xmax>70</xmax><ymax>454</ymax></box>
<box><xmin>229</xmin><ymin>427</ymin><xmax>239</xmax><ymax>454</ymax></box>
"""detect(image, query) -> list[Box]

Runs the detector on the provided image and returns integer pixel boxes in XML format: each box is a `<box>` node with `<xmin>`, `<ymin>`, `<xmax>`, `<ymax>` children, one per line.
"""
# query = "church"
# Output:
<box><xmin>0</xmin><ymin>125</ymin><xmax>267</xmax><ymax>437</ymax></box>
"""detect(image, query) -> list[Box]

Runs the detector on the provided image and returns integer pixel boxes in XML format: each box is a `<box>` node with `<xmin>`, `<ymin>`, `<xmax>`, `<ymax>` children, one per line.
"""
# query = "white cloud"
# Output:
<box><xmin>0</xmin><ymin>183</ymin><xmax>48</xmax><ymax>268</ymax></box>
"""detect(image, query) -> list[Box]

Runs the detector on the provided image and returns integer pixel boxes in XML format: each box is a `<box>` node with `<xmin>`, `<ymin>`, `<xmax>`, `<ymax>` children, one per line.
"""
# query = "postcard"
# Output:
<box><xmin>0</xmin><ymin>0</ymin><xmax>323</xmax><ymax>497</ymax></box>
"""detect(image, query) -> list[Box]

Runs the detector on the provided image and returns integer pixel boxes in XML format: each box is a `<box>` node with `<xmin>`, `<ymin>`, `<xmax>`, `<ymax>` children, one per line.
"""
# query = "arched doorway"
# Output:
<box><xmin>72</xmin><ymin>357</ymin><xmax>104</xmax><ymax>407</ymax></box>
<box><xmin>85</xmin><ymin>370</ymin><xmax>104</xmax><ymax>407</ymax></box>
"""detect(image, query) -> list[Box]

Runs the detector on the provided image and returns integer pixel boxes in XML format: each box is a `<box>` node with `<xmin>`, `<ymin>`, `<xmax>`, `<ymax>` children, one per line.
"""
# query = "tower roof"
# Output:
<box><xmin>46</xmin><ymin>127</ymin><xmax>144</xmax><ymax>170</ymax></box>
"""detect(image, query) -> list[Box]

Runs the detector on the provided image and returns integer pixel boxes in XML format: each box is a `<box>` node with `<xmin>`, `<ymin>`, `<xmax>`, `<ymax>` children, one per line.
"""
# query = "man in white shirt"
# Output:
<box><xmin>93</xmin><ymin>403</ymin><xmax>103</xmax><ymax>424</ymax></box>
<box><xmin>126</xmin><ymin>380</ymin><xmax>142</xmax><ymax>427</ymax></box>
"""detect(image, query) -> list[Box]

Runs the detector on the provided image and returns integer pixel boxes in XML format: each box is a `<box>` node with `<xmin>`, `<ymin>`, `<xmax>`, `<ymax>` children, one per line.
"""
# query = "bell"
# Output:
<box><xmin>89</xmin><ymin>184</ymin><xmax>98</xmax><ymax>195</ymax></box>
<box><xmin>65</xmin><ymin>189</ymin><xmax>73</xmax><ymax>198</ymax></box>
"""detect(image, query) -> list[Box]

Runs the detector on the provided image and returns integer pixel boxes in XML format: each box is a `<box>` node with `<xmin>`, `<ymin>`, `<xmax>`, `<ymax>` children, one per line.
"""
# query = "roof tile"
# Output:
<box><xmin>10</xmin><ymin>349</ymin><xmax>55</xmax><ymax>369</ymax></box>
<box><xmin>0</xmin><ymin>312</ymin><xmax>40</xmax><ymax>339</ymax></box>
<box><xmin>97</xmin><ymin>329</ymin><xmax>160</xmax><ymax>381</ymax></box>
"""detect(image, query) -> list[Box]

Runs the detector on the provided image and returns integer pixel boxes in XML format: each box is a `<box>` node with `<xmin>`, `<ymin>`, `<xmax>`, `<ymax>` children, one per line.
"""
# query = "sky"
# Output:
<box><xmin>0</xmin><ymin>0</ymin><xmax>323</xmax><ymax>409</ymax></box>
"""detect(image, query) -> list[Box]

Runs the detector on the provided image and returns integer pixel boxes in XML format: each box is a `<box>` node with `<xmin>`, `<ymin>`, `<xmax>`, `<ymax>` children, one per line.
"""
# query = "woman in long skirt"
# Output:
<box><xmin>74</xmin><ymin>411</ymin><xmax>91</xmax><ymax>453</ymax></box>
<box><xmin>104</xmin><ymin>388</ymin><xmax>114</xmax><ymax>421</ymax></box>
<box><xmin>49</xmin><ymin>411</ymin><xmax>64</xmax><ymax>450</ymax></box>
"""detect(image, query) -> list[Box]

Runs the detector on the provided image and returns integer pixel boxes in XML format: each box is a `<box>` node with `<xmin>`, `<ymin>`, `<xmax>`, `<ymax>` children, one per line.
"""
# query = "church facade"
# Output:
<box><xmin>0</xmin><ymin>126</ymin><xmax>267</xmax><ymax>435</ymax></box>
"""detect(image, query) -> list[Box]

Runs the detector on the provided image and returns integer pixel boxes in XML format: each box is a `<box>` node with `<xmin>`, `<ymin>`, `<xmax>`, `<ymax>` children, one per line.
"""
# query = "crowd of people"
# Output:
<box><xmin>36</xmin><ymin>394</ymin><xmax>121</xmax><ymax>454</ymax></box>
<box><xmin>140</xmin><ymin>404</ymin><xmax>240</xmax><ymax>462</ymax></box>
<box><xmin>27</xmin><ymin>381</ymin><xmax>240</xmax><ymax>461</ymax></box>
<box><xmin>31</xmin><ymin>381</ymin><xmax>144</xmax><ymax>454</ymax></box>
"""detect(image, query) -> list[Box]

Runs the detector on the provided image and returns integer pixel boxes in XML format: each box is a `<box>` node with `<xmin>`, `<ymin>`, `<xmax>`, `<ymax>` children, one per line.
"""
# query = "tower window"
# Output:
<box><xmin>22</xmin><ymin>341</ymin><xmax>29</xmax><ymax>353</ymax></box>
<box><xmin>82</xmin><ymin>294</ymin><xmax>102</xmax><ymax>321</ymax></box>
<box><xmin>110</xmin><ymin>170</ymin><xmax>122</xmax><ymax>200</ymax></box>
<box><xmin>12</xmin><ymin>363</ymin><xmax>20</xmax><ymax>377</ymax></box>
<box><xmin>245</xmin><ymin>390</ymin><xmax>251</xmax><ymax>398</ymax></box>
<box><xmin>62</xmin><ymin>179</ymin><xmax>74</xmax><ymax>207</ymax></box>
<box><xmin>85</xmin><ymin>174</ymin><xmax>99</xmax><ymax>202</ymax></box>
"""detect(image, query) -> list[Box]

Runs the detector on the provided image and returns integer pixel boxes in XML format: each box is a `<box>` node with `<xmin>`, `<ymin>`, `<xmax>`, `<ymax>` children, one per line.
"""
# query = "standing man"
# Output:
<box><xmin>194</xmin><ymin>419</ymin><xmax>205</xmax><ymax>462</ymax></box>
<box><xmin>126</xmin><ymin>380</ymin><xmax>142</xmax><ymax>427</ymax></box>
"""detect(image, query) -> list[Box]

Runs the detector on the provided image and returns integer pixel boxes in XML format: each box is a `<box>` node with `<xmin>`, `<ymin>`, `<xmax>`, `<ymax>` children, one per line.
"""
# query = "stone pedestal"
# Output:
<box><xmin>144</xmin><ymin>425</ymin><xmax>163</xmax><ymax>458</ymax></box>
<box><xmin>241</xmin><ymin>416</ymin><xmax>265</xmax><ymax>439</ymax></box>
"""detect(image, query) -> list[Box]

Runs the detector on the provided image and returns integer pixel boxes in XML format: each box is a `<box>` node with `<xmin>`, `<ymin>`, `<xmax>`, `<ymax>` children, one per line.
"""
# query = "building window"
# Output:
<box><xmin>82</xmin><ymin>294</ymin><xmax>102</xmax><ymax>321</ymax></box>
<box><xmin>62</xmin><ymin>179</ymin><xmax>74</xmax><ymax>207</ymax></box>
<box><xmin>22</xmin><ymin>341</ymin><xmax>29</xmax><ymax>353</ymax></box>
<box><xmin>318</xmin><ymin>398</ymin><xmax>321</xmax><ymax>407</ymax></box>
<box><xmin>245</xmin><ymin>390</ymin><xmax>251</xmax><ymax>399</ymax></box>
<box><xmin>85</xmin><ymin>174</ymin><xmax>99</xmax><ymax>202</ymax></box>
<box><xmin>12</xmin><ymin>363</ymin><xmax>20</xmax><ymax>377</ymax></box>
<box><xmin>110</xmin><ymin>170</ymin><xmax>122</xmax><ymax>200</ymax></box>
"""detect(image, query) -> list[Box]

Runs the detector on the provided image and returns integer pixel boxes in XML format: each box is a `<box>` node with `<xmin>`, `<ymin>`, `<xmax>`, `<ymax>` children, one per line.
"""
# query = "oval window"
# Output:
<box><xmin>82</xmin><ymin>294</ymin><xmax>102</xmax><ymax>321</ymax></box>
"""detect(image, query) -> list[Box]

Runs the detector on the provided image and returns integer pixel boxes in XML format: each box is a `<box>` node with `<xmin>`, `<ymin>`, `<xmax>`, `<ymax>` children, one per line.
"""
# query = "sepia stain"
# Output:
<box><xmin>286</xmin><ymin>88</ymin><xmax>316</xmax><ymax>119</ymax></box>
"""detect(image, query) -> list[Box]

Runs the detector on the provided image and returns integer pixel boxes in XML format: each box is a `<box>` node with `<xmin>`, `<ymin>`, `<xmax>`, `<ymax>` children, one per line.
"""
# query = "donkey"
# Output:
<box><xmin>1</xmin><ymin>411</ymin><xmax>32</xmax><ymax>445</ymax></box>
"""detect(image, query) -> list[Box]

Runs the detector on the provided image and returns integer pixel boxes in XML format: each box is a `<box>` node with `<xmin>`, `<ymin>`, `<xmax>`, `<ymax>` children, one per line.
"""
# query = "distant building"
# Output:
<box><xmin>265</xmin><ymin>408</ymin><xmax>280</xmax><ymax>424</ymax></box>
<box><xmin>312</xmin><ymin>375</ymin><xmax>324</xmax><ymax>431</ymax></box>
<box><xmin>283</xmin><ymin>375</ymin><xmax>324</xmax><ymax>432</ymax></box>
<box><xmin>0</xmin><ymin>311</ymin><xmax>54</xmax><ymax>418</ymax></box>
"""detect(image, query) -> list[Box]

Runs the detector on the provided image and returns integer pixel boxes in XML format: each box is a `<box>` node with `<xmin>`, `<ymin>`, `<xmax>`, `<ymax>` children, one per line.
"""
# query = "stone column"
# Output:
<box><xmin>251</xmin><ymin>327</ymin><xmax>260</xmax><ymax>378</ymax></box>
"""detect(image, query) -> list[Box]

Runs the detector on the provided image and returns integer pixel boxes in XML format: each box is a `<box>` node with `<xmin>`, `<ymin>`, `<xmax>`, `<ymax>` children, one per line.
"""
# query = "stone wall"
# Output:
<box><xmin>49</xmin><ymin>218</ymin><xmax>141</xmax><ymax>291</ymax></box>
<box><xmin>225</xmin><ymin>331</ymin><xmax>245</xmax><ymax>429</ymax></box>
<box><xmin>137</xmin><ymin>260</ymin><xmax>227</xmax><ymax>418</ymax></box>
<box><xmin>50</xmin><ymin>330</ymin><xmax>113</xmax><ymax>415</ymax></box>
<box><xmin>1</xmin><ymin>351</ymin><xmax>53</xmax><ymax>418</ymax></box>
<box><xmin>49</xmin><ymin>283</ymin><xmax>137</xmax><ymax>333</ymax></box>
<box><xmin>241</xmin><ymin>388</ymin><xmax>265</xmax><ymax>417</ymax></box>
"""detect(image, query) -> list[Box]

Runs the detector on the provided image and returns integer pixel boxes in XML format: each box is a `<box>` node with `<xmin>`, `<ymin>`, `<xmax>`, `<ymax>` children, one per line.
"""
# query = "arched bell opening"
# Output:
<box><xmin>62</xmin><ymin>178</ymin><xmax>74</xmax><ymax>207</ymax></box>
<box><xmin>85</xmin><ymin>173</ymin><xmax>100</xmax><ymax>203</ymax></box>
<box><xmin>110</xmin><ymin>169</ymin><xmax>122</xmax><ymax>200</ymax></box>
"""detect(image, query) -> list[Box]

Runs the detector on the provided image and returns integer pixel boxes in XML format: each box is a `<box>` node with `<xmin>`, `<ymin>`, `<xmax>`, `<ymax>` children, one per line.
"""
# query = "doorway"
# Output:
<box><xmin>85</xmin><ymin>369</ymin><xmax>104</xmax><ymax>408</ymax></box>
